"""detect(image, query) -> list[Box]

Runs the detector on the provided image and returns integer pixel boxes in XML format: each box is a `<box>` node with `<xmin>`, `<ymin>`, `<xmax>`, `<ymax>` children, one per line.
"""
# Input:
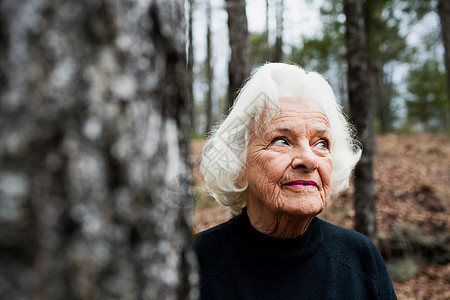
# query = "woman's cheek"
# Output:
<box><xmin>320</xmin><ymin>156</ymin><xmax>333</xmax><ymax>178</ymax></box>
<box><xmin>257</xmin><ymin>151</ymin><xmax>289</xmax><ymax>173</ymax></box>
<box><xmin>319</xmin><ymin>157</ymin><xmax>333</xmax><ymax>199</ymax></box>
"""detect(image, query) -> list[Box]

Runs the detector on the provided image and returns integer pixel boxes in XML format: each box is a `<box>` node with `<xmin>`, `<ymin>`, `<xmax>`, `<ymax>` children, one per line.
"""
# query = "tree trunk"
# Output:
<box><xmin>379</xmin><ymin>72</ymin><xmax>393</xmax><ymax>134</ymax></box>
<box><xmin>438</xmin><ymin>0</ymin><xmax>450</xmax><ymax>116</ymax></box>
<box><xmin>0</xmin><ymin>0</ymin><xmax>196</xmax><ymax>299</ymax></box>
<box><xmin>371</xmin><ymin>63</ymin><xmax>391</xmax><ymax>135</ymax></box>
<box><xmin>274</xmin><ymin>0</ymin><xmax>284</xmax><ymax>62</ymax></box>
<box><xmin>264</xmin><ymin>0</ymin><xmax>270</xmax><ymax>62</ymax></box>
<box><xmin>205</xmin><ymin>0</ymin><xmax>214</xmax><ymax>134</ymax></box>
<box><xmin>188</xmin><ymin>0</ymin><xmax>196</xmax><ymax>134</ymax></box>
<box><xmin>365</xmin><ymin>0</ymin><xmax>390</xmax><ymax>135</ymax></box>
<box><xmin>344</xmin><ymin>0</ymin><xmax>378</xmax><ymax>247</ymax></box>
<box><xmin>226</xmin><ymin>0</ymin><xmax>251</xmax><ymax>110</ymax></box>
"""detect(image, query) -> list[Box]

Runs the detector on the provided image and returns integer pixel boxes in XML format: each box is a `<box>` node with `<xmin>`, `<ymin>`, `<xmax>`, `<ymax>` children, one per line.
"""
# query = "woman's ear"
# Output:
<box><xmin>235</xmin><ymin>172</ymin><xmax>248</xmax><ymax>189</ymax></box>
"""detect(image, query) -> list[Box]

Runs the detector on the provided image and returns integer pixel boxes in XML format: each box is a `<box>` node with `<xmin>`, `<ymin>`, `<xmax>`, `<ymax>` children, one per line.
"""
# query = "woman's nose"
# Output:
<box><xmin>290</xmin><ymin>145</ymin><xmax>319</xmax><ymax>171</ymax></box>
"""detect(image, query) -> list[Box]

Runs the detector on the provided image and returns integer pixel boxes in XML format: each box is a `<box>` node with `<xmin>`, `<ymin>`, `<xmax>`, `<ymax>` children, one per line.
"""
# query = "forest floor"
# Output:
<box><xmin>189</xmin><ymin>134</ymin><xmax>450</xmax><ymax>300</ymax></box>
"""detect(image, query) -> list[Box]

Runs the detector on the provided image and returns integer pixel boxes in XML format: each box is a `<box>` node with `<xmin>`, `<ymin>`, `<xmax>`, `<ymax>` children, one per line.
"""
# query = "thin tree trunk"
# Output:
<box><xmin>188</xmin><ymin>0</ymin><xmax>196</xmax><ymax>134</ymax></box>
<box><xmin>205</xmin><ymin>0</ymin><xmax>214</xmax><ymax>134</ymax></box>
<box><xmin>337</xmin><ymin>61</ymin><xmax>348</xmax><ymax>111</ymax></box>
<box><xmin>264</xmin><ymin>0</ymin><xmax>270</xmax><ymax>61</ymax></box>
<box><xmin>371</xmin><ymin>63</ymin><xmax>391</xmax><ymax>135</ymax></box>
<box><xmin>344</xmin><ymin>0</ymin><xmax>378</xmax><ymax>247</ymax></box>
<box><xmin>378</xmin><ymin>71</ymin><xmax>392</xmax><ymax>134</ymax></box>
<box><xmin>274</xmin><ymin>0</ymin><xmax>284</xmax><ymax>62</ymax></box>
<box><xmin>365</xmin><ymin>0</ymin><xmax>390</xmax><ymax>135</ymax></box>
<box><xmin>0</xmin><ymin>0</ymin><xmax>196</xmax><ymax>299</ymax></box>
<box><xmin>420</xmin><ymin>96</ymin><xmax>430</xmax><ymax>130</ymax></box>
<box><xmin>438</xmin><ymin>0</ymin><xmax>450</xmax><ymax>126</ymax></box>
<box><xmin>226</xmin><ymin>0</ymin><xmax>251</xmax><ymax>110</ymax></box>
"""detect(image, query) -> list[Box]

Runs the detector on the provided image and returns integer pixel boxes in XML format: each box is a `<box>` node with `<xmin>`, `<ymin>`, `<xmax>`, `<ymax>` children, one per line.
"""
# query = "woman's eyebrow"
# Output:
<box><xmin>271</xmin><ymin>127</ymin><xmax>293</xmax><ymax>134</ymax></box>
<box><xmin>270</xmin><ymin>126</ymin><xmax>331</xmax><ymax>136</ymax></box>
<box><xmin>261</xmin><ymin>127</ymin><xmax>292</xmax><ymax>142</ymax></box>
<box><xmin>313</xmin><ymin>127</ymin><xmax>332</xmax><ymax>137</ymax></box>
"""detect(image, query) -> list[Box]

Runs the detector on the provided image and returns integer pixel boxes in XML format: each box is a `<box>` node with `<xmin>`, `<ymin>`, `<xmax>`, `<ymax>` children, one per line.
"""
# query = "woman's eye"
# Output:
<box><xmin>315</xmin><ymin>139</ymin><xmax>329</xmax><ymax>149</ymax></box>
<box><xmin>273</xmin><ymin>137</ymin><xmax>289</xmax><ymax>146</ymax></box>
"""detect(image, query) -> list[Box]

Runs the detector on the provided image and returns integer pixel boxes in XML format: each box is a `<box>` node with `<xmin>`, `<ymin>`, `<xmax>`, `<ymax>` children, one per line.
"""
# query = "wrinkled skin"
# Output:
<box><xmin>244</xmin><ymin>98</ymin><xmax>333</xmax><ymax>238</ymax></box>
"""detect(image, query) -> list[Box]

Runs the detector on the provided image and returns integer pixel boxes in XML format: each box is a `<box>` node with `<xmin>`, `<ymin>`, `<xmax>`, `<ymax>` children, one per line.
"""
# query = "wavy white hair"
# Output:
<box><xmin>200</xmin><ymin>63</ymin><xmax>361</xmax><ymax>212</ymax></box>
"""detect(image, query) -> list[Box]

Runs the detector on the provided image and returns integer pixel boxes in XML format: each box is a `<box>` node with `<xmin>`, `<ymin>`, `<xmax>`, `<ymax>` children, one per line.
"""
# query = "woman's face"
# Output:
<box><xmin>244</xmin><ymin>98</ymin><xmax>333</xmax><ymax>220</ymax></box>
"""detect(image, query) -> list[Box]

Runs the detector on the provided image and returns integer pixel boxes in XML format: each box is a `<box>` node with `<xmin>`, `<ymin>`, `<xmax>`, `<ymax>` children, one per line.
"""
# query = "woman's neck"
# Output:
<box><xmin>246</xmin><ymin>202</ymin><xmax>316</xmax><ymax>239</ymax></box>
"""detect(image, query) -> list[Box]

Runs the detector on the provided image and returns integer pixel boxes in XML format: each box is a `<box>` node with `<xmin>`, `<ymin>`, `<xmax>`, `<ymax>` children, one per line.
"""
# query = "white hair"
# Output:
<box><xmin>200</xmin><ymin>63</ymin><xmax>361</xmax><ymax>212</ymax></box>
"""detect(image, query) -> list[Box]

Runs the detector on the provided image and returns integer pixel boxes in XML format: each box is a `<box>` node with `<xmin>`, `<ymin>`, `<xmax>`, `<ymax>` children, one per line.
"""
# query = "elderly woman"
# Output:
<box><xmin>195</xmin><ymin>63</ymin><xmax>396</xmax><ymax>299</ymax></box>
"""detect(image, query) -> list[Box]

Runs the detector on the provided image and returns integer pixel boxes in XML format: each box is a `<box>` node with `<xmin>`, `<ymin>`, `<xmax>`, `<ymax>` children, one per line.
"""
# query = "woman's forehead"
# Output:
<box><xmin>278</xmin><ymin>97</ymin><xmax>326</xmax><ymax>111</ymax></box>
<box><xmin>250</xmin><ymin>104</ymin><xmax>331</xmax><ymax>141</ymax></box>
<box><xmin>271</xmin><ymin>99</ymin><xmax>330</xmax><ymax>126</ymax></box>
<box><xmin>264</xmin><ymin>118</ymin><xmax>331</xmax><ymax>138</ymax></box>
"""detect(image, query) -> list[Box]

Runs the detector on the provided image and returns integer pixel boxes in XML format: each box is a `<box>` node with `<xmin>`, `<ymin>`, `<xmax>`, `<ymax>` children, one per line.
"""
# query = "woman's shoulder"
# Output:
<box><xmin>193</xmin><ymin>217</ymin><xmax>239</xmax><ymax>288</ymax></box>
<box><xmin>318</xmin><ymin>218</ymin><xmax>383</xmax><ymax>268</ymax></box>
<box><xmin>317</xmin><ymin>218</ymin><xmax>386</xmax><ymax>277</ymax></box>
<box><xmin>318</xmin><ymin>218</ymin><xmax>376</xmax><ymax>249</ymax></box>
<box><xmin>193</xmin><ymin>217</ymin><xmax>235</xmax><ymax>256</ymax></box>
<box><xmin>317</xmin><ymin>218</ymin><xmax>397</xmax><ymax>298</ymax></box>
<box><xmin>195</xmin><ymin>217</ymin><xmax>234</xmax><ymax>242</ymax></box>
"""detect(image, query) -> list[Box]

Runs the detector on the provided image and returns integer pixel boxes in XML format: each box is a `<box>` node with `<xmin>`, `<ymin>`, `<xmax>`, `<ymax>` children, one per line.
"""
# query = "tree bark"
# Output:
<box><xmin>371</xmin><ymin>63</ymin><xmax>391</xmax><ymax>134</ymax></box>
<box><xmin>365</xmin><ymin>0</ymin><xmax>390</xmax><ymax>135</ymax></box>
<box><xmin>438</xmin><ymin>0</ymin><xmax>450</xmax><ymax>112</ymax></box>
<box><xmin>226</xmin><ymin>0</ymin><xmax>251</xmax><ymax>110</ymax></box>
<box><xmin>188</xmin><ymin>0</ymin><xmax>196</xmax><ymax>134</ymax></box>
<box><xmin>264</xmin><ymin>0</ymin><xmax>270</xmax><ymax>62</ymax></box>
<box><xmin>344</xmin><ymin>0</ymin><xmax>378</xmax><ymax>247</ymax></box>
<box><xmin>0</xmin><ymin>0</ymin><xmax>196</xmax><ymax>299</ymax></box>
<box><xmin>274</xmin><ymin>0</ymin><xmax>284</xmax><ymax>62</ymax></box>
<box><xmin>205</xmin><ymin>0</ymin><xmax>214</xmax><ymax>134</ymax></box>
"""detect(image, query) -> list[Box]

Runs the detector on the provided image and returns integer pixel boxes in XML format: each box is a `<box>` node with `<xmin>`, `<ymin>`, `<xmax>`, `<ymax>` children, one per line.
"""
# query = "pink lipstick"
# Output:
<box><xmin>285</xmin><ymin>180</ymin><xmax>318</xmax><ymax>189</ymax></box>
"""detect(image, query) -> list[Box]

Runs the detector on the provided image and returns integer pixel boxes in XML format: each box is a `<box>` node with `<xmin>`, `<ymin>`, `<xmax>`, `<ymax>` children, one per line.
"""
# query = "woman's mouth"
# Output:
<box><xmin>284</xmin><ymin>180</ymin><xmax>318</xmax><ymax>189</ymax></box>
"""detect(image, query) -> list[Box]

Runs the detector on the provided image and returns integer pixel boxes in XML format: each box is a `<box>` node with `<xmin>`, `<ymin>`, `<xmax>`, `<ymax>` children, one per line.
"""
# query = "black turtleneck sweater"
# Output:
<box><xmin>194</xmin><ymin>208</ymin><xmax>396</xmax><ymax>299</ymax></box>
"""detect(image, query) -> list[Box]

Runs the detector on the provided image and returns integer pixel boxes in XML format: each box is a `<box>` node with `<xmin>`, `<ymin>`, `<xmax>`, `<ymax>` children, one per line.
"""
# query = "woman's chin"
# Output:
<box><xmin>276</xmin><ymin>195</ymin><xmax>327</xmax><ymax>217</ymax></box>
<box><xmin>276</xmin><ymin>204</ymin><xmax>324</xmax><ymax>218</ymax></box>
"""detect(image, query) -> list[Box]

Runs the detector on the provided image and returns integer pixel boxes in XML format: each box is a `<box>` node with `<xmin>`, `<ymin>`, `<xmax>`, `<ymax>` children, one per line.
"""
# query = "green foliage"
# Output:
<box><xmin>190</xmin><ymin>132</ymin><xmax>208</xmax><ymax>140</ymax></box>
<box><xmin>252</xmin><ymin>0</ymin><xmax>446</xmax><ymax>134</ymax></box>
<box><xmin>288</xmin><ymin>0</ymin><xmax>345</xmax><ymax>74</ymax></box>
<box><xmin>406</xmin><ymin>59</ymin><xmax>449</xmax><ymax>132</ymax></box>
<box><xmin>289</xmin><ymin>32</ymin><xmax>344</xmax><ymax>74</ymax></box>
<box><xmin>398</xmin><ymin>0</ymin><xmax>436</xmax><ymax>23</ymax></box>
<box><xmin>287</xmin><ymin>0</ymin><xmax>348</xmax><ymax>109</ymax></box>
<box><xmin>250</xmin><ymin>33</ymin><xmax>273</xmax><ymax>67</ymax></box>
<box><xmin>365</xmin><ymin>0</ymin><xmax>418</xmax><ymax>66</ymax></box>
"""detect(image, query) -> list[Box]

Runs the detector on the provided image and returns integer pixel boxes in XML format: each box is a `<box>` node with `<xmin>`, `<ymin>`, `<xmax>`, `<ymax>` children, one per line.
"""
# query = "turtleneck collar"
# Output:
<box><xmin>228</xmin><ymin>207</ymin><xmax>324</xmax><ymax>265</ymax></box>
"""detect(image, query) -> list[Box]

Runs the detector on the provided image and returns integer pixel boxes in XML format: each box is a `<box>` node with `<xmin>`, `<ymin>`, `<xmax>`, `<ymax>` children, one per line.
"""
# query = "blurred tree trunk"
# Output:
<box><xmin>344</xmin><ymin>0</ymin><xmax>378</xmax><ymax>247</ymax></box>
<box><xmin>438</xmin><ymin>0</ymin><xmax>450</xmax><ymax>111</ymax></box>
<box><xmin>0</xmin><ymin>0</ymin><xmax>196</xmax><ymax>299</ymax></box>
<box><xmin>264</xmin><ymin>0</ymin><xmax>270</xmax><ymax>61</ymax></box>
<box><xmin>226</xmin><ymin>0</ymin><xmax>251</xmax><ymax>110</ymax></box>
<box><xmin>205</xmin><ymin>0</ymin><xmax>214</xmax><ymax>134</ymax></box>
<box><xmin>378</xmin><ymin>71</ymin><xmax>393</xmax><ymax>134</ymax></box>
<box><xmin>371</xmin><ymin>63</ymin><xmax>391</xmax><ymax>134</ymax></box>
<box><xmin>188</xmin><ymin>0</ymin><xmax>196</xmax><ymax>134</ymax></box>
<box><xmin>364</xmin><ymin>0</ymin><xmax>406</xmax><ymax>135</ymax></box>
<box><xmin>274</xmin><ymin>0</ymin><xmax>284</xmax><ymax>62</ymax></box>
<box><xmin>365</xmin><ymin>0</ymin><xmax>386</xmax><ymax>135</ymax></box>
